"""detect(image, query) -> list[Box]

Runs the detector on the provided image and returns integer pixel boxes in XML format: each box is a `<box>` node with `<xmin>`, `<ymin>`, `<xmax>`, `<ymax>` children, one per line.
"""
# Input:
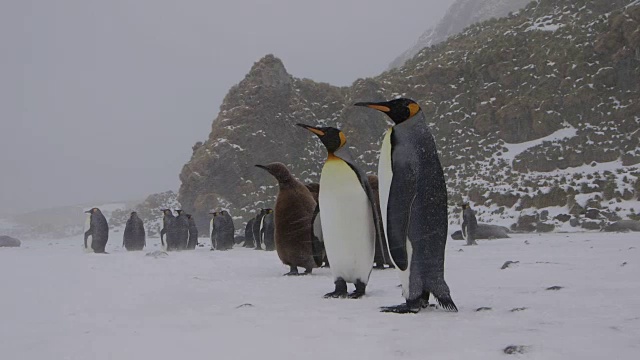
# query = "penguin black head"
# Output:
<box><xmin>186</xmin><ymin>214</ymin><xmax>192</xmax><ymax>219</ymax></box>
<box><xmin>354</xmin><ymin>98</ymin><xmax>421</xmax><ymax>125</ymax></box>
<box><xmin>210</xmin><ymin>211</ymin><xmax>218</xmax><ymax>217</ymax></box>
<box><xmin>296</xmin><ymin>124</ymin><xmax>346</xmax><ymax>153</ymax></box>
<box><xmin>84</xmin><ymin>208</ymin><xmax>100</xmax><ymax>214</ymax></box>
<box><xmin>175</xmin><ymin>209</ymin><xmax>183</xmax><ymax>215</ymax></box>
<box><xmin>255</xmin><ymin>162</ymin><xmax>294</xmax><ymax>184</ymax></box>
<box><xmin>130</xmin><ymin>211</ymin><xmax>138</xmax><ymax>217</ymax></box>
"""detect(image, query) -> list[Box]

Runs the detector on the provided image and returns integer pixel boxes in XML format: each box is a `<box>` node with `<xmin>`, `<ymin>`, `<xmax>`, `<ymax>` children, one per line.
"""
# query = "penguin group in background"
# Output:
<box><xmin>160</xmin><ymin>209</ymin><xmax>179</xmax><ymax>251</ymax></box>
<box><xmin>255</xmin><ymin>162</ymin><xmax>322</xmax><ymax>275</ymax></box>
<box><xmin>261</xmin><ymin>209</ymin><xmax>275</xmax><ymax>251</ymax></box>
<box><xmin>175</xmin><ymin>210</ymin><xmax>190</xmax><ymax>250</ymax></box>
<box><xmin>244</xmin><ymin>217</ymin><xmax>255</xmax><ymax>248</ymax></box>
<box><xmin>210</xmin><ymin>210</ymin><xmax>234</xmax><ymax>250</ymax></box>
<box><xmin>252</xmin><ymin>209</ymin><xmax>267</xmax><ymax>250</ymax></box>
<box><xmin>298</xmin><ymin>124</ymin><xmax>380</xmax><ymax>298</ymax></box>
<box><xmin>461</xmin><ymin>203</ymin><xmax>478</xmax><ymax>246</ymax></box>
<box><xmin>84</xmin><ymin>207</ymin><xmax>109</xmax><ymax>253</ymax></box>
<box><xmin>186</xmin><ymin>214</ymin><xmax>198</xmax><ymax>249</ymax></box>
<box><xmin>123</xmin><ymin>211</ymin><xmax>145</xmax><ymax>251</ymax></box>
<box><xmin>355</xmin><ymin>98</ymin><xmax>458</xmax><ymax>313</ymax></box>
<box><xmin>368</xmin><ymin>175</ymin><xmax>393</xmax><ymax>269</ymax></box>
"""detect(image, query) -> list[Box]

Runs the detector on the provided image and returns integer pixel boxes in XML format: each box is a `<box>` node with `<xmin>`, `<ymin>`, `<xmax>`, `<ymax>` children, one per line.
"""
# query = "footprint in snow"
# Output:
<box><xmin>546</xmin><ymin>286</ymin><xmax>563</xmax><ymax>291</ymax></box>
<box><xmin>503</xmin><ymin>345</ymin><xmax>529</xmax><ymax>355</ymax></box>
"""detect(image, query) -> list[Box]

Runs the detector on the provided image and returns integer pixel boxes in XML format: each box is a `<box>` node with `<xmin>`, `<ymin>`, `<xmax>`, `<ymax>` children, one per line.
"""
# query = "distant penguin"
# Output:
<box><xmin>244</xmin><ymin>218</ymin><xmax>256</xmax><ymax>248</ymax></box>
<box><xmin>123</xmin><ymin>211</ymin><xmax>145</xmax><ymax>251</ymax></box>
<box><xmin>186</xmin><ymin>214</ymin><xmax>198</xmax><ymax>249</ymax></box>
<box><xmin>252</xmin><ymin>209</ymin><xmax>266</xmax><ymax>250</ymax></box>
<box><xmin>210</xmin><ymin>211</ymin><xmax>234</xmax><ymax>250</ymax></box>
<box><xmin>255</xmin><ymin>162</ymin><xmax>321</xmax><ymax>275</ymax></box>
<box><xmin>175</xmin><ymin>210</ymin><xmax>190</xmax><ymax>250</ymax></box>
<box><xmin>261</xmin><ymin>209</ymin><xmax>275</xmax><ymax>251</ymax></box>
<box><xmin>298</xmin><ymin>124</ymin><xmax>380</xmax><ymax>298</ymax></box>
<box><xmin>368</xmin><ymin>175</ymin><xmax>393</xmax><ymax>269</ymax></box>
<box><xmin>221</xmin><ymin>210</ymin><xmax>235</xmax><ymax>249</ymax></box>
<box><xmin>84</xmin><ymin>208</ymin><xmax>109</xmax><ymax>253</ymax></box>
<box><xmin>160</xmin><ymin>209</ymin><xmax>179</xmax><ymax>251</ymax></box>
<box><xmin>355</xmin><ymin>98</ymin><xmax>457</xmax><ymax>313</ymax></box>
<box><xmin>461</xmin><ymin>203</ymin><xmax>478</xmax><ymax>246</ymax></box>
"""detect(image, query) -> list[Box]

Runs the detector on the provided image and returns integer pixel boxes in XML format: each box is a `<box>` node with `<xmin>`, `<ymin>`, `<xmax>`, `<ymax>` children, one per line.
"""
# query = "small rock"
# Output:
<box><xmin>503</xmin><ymin>345</ymin><xmax>528</xmax><ymax>355</ymax></box>
<box><xmin>501</xmin><ymin>261</ymin><xmax>519</xmax><ymax>270</ymax></box>
<box><xmin>510</xmin><ymin>307</ymin><xmax>527</xmax><ymax>312</ymax></box>
<box><xmin>524</xmin><ymin>240</ymin><xmax>529</xmax><ymax>245</ymax></box>
<box><xmin>236</xmin><ymin>303</ymin><xmax>254</xmax><ymax>309</ymax></box>
<box><xmin>145</xmin><ymin>250</ymin><xmax>168</xmax><ymax>258</ymax></box>
<box><xmin>476</xmin><ymin>307</ymin><xmax>492</xmax><ymax>312</ymax></box>
<box><xmin>458</xmin><ymin>249</ymin><xmax>464</xmax><ymax>252</ymax></box>
<box><xmin>546</xmin><ymin>286</ymin><xmax>563</xmax><ymax>291</ymax></box>
<box><xmin>621</xmin><ymin>262</ymin><xmax>627</xmax><ymax>267</ymax></box>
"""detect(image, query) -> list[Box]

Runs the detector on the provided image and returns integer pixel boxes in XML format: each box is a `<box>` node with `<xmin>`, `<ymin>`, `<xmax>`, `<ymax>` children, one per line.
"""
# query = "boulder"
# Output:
<box><xmin>451</xmin><ymin>224</ymin><xmax>510</xmax><ymax>240</ymax></box>
<box><xmin>0</xmin><ymin>235</ymin><xmax>21</xmax><ymax>247</ymax></box>
<box><xmin>603</xmin><ymin>220</ymin><xmax>640</xmax><ymax>232</ymax></box>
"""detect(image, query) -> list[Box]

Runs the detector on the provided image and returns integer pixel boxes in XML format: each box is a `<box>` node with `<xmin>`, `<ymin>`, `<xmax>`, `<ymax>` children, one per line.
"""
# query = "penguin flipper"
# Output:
<box><xmin>386</xmin><ymin>163</ymin><xmax>416</xmax><ymax>271</ymax></box>
<box><xmin>311</xmin><ymin>204</ymin><xmax>325</xmax><ymax>267</ymax></box>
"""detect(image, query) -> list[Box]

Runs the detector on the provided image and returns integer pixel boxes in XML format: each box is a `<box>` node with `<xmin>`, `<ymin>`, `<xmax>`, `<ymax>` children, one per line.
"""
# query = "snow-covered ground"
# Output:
<box><xmin>1</xmin><ymin>233</ymin><xmax>638</xmax><ymax>359</ymax></box>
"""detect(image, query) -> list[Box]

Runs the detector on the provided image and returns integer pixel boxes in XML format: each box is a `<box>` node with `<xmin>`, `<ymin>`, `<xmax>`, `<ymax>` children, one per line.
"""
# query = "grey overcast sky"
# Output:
<box><xmin>0</xmin><ymin>0</ymin><xmax>453</xmax><ymax>214</ymax></box>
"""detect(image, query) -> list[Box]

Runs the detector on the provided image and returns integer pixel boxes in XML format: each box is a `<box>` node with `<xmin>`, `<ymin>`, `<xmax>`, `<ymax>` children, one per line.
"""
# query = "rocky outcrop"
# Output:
<box><xmin>388</xmin><ymin>0</ymin><xmax>531</xmax><ymax>69</ymax></box>
<box><xmin>180</xmin><ymin>0</ymin><xmax>640</xmax><ymax>232</ymax></box>
<box><xmin>0</xmin><ymin>235</ymin><xmax>21</xmax><ymax>247</ymax></box>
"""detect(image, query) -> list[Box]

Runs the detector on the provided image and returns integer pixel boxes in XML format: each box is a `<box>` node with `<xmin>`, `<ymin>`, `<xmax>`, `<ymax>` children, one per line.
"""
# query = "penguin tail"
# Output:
<box><xmin>435</xmin><ymin>295</ymin><xmax>458</xmax><ymax>312</ymax></box>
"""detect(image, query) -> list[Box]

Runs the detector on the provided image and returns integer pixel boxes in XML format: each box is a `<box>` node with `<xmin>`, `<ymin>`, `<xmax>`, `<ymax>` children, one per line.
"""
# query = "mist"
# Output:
<box><xmin>0</xmin><ymin>0</ymin><xmax>453</xmax><ymax>214</ymax></box>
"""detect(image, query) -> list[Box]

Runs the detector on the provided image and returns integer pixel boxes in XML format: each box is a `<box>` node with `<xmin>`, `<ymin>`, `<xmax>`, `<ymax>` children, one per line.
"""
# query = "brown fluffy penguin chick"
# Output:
<box><xmin>255</xmin><ymin>162</ymin><xmax>318</xmax><ymax>275</ymax></box>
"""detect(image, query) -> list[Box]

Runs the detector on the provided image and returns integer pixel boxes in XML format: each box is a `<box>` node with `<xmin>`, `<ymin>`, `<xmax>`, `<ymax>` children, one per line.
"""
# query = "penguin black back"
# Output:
<box><xmin>123</xmin><ymin>211</ymin><xmax>145</xmax><ymax>251</ymax></box>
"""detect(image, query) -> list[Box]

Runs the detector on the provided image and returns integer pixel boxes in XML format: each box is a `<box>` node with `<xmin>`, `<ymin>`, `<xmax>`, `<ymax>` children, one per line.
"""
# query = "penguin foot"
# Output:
<box><xmin>324</xmin><ymin>278</ymin><xmax>347</xmax><ymax>298</ymax></box>
<box><xmin>348</xmin><ymin>280</ymin><xmax>366</xmax><ymax>299</ymax></box>
<box><xmin>381</xmin><ymin>298</ymin><xmax>422</xmax><ymax>314</ymax></box>
<box><xmin>324</xmin><ymin>290</ymin><xmax>348</xmax><ymax>299</ymax></box>
<box><xmin>283</xmin><ymin>266</ymin><xmax>299</xmax><ymax>276</ymax></box>
<box><xmin>380</xmin><ymin>303</ymin><xmax>420</xmax><ymax>314</ymax></box>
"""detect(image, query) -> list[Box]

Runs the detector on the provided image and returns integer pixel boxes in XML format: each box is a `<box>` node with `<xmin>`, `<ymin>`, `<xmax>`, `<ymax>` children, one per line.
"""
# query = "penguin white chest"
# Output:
<box><xmin>319</xmin><ymin>158</ymin><xmax>375</xmax><ymax>284</ymax></box>
<box><xmin>84</xmin><ymin>214</ymin><xmax>93</xmax><ymax>252</ymax></box>
<box><xmin>378</xmin><ymin>128</ymin><xmax>413</xmax><ymax>297</ymax></box>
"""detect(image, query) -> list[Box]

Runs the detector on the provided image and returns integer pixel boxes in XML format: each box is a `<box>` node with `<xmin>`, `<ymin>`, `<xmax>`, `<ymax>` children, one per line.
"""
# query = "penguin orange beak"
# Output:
<box><xmin>296</xmin><ymin>123</ymin><xmax>325</xmax><ymax>137</ymax></box>
<box><xmin>354</xmin><ymin>102</ymin><xmax>391</xmax><ymax>113</ymax></box>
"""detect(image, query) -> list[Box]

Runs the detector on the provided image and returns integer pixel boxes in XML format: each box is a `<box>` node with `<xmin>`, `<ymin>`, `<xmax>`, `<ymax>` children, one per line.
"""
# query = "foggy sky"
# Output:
<box><xmin>1</xmin><ymin>0</ymin><xmax>453</xmax><ymax>214</ymax></box>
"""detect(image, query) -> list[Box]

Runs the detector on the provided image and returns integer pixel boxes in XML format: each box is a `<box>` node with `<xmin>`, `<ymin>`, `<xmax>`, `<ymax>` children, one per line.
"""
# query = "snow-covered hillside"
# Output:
<box><xmin>1</xmin><ymin>233</ymin><xmax>638</xmax><ymax>359</ymax></box>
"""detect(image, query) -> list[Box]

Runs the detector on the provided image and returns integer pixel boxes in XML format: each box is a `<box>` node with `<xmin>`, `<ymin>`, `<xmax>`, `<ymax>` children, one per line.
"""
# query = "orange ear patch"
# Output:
<box><xmin>408</xmin><ymin>103</ymin><xmax>420</xmax><ymax>117</ymax></box>
<box><xmin>339</xmin><ymin>132</ymin><xmax>347</xmax><ymax>148</ymax></box>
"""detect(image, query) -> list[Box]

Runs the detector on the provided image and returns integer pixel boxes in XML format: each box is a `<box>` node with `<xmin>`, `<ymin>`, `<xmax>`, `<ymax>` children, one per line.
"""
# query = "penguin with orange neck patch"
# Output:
<box><xmin>355</xmin><ymin>98</ymin><xmax>457</xmax><ymax>313</ymax></box>
<box><xmin>297</xmin><ymin>124</ymin><xmax>381</xmax><ymax>299</ymax></box>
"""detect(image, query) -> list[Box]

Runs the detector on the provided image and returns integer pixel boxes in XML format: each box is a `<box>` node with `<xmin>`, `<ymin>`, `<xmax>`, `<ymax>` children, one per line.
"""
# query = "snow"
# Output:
<box><xmin>501</xmin><ymin>123</ymin><xmax>578</xmax><ymax>163</ymax></box>
<box><xmin>1</xmin><ymin>233</ymin><xmax>639</xmax><ymax>359</ymax></box>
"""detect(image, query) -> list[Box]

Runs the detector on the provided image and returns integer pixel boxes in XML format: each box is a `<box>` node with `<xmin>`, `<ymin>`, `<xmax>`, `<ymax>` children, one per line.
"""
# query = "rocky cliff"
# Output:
<box><xmin>388</xmin><ymin>0</ymin><xmax>532</xmax><ymax>69</ymax></box>
<box><xmin>180</xmin><ymin>0</ymin><xmax>640</xmax><ymax>233</ymax></box>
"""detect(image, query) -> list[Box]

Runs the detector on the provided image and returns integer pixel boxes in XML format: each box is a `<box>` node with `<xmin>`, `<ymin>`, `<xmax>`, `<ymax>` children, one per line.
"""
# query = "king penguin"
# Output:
<box><xmin>123</xmin><ymin>211</ymin><xmax>145</xmax><ymax>251</ymax></box>
<box><xmin>84</xmin><ymin>207</ymin><xmax>109</xmax><ymax>253</ymax></box>
<box><xmin>355</xmin><ymin>98</ymin><xmax>458</xmax><ymax>313</ymax></box>
<box><xmin>297</xmin><ymin>124</ymin><xmax>381</xmax><ymax>299</ymax></box>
